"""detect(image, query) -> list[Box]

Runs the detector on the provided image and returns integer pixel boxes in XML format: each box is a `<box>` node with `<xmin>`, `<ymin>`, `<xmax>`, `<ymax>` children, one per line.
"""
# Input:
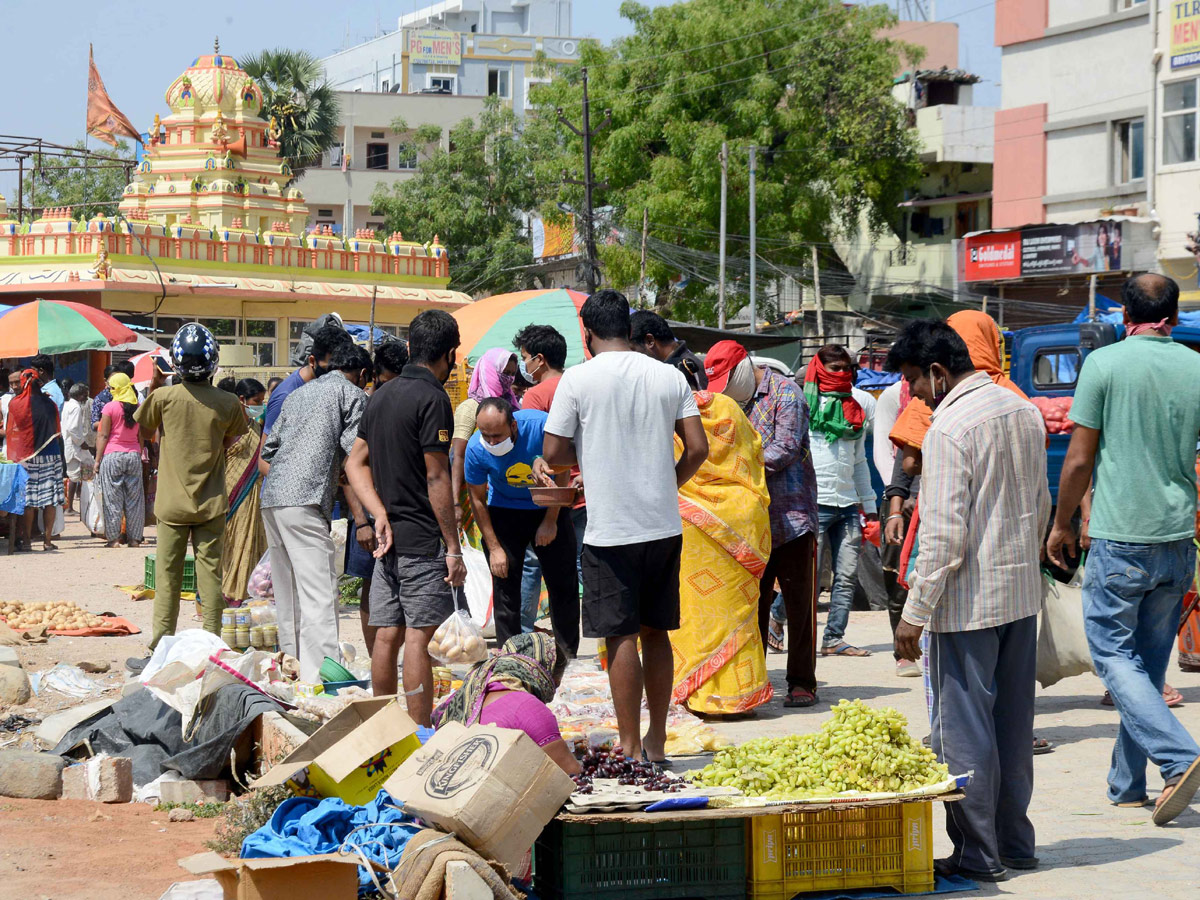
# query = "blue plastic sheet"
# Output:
<box><xmin>0</xmin><ymin>463</ymin><xmax>28</xmax><ymax>515</ymax></box>
<box><xmin>791</xmin><ymin>872</ymin><xmax>979</xmax><ymax>899</ymax></box>
<box><xmin>241</xmin><ymin>789</ymin><xmax>419</xmax><ymax>895</ymax></box>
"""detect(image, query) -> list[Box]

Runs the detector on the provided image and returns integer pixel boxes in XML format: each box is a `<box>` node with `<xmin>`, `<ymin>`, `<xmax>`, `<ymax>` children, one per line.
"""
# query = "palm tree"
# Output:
<box><xmin>241</xmin><ymin>49</ymin><xmax>340</xmax><ymax>180</ymax></box>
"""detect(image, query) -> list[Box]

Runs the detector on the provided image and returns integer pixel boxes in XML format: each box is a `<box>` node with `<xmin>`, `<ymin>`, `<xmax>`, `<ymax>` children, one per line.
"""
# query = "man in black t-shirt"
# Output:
<box><xmin>630</xmin><ymin>309</ymin><xmax>708</xmax><ymax>390</ymax></box>
<box><xmin>345</xmin><ymin>310</ymin><xmax>464</xmax><ymax>725</ymax></box>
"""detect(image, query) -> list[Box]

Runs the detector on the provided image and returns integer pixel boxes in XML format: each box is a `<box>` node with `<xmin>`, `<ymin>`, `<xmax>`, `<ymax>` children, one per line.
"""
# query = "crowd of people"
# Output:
<box><xmin>2</xmin><ymin>272</ymin><xmax>1199</xmax><ymax>866</ymax></box>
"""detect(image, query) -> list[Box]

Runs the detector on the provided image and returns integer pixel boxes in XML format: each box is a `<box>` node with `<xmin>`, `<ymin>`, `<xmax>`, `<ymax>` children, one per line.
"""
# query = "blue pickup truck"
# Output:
<box><xmin>1008</xmin><ymin>321</ymin><xmax>1200</xmax><ymax>502</ymax></box>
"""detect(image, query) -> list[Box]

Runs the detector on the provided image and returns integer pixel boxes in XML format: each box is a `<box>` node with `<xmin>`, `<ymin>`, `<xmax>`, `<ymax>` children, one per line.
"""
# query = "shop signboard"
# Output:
<box><xmin>1171</xmin><ymin>0</ymin><xmax>1200</xmax><ymax>70</ymax></box>
<box><xmin>408</xmin><ymin>29</ymin><xmax>463</xmax><ymax>66</ymax></box>
<box><xmin>963</xmin><ymin>221</ymin><xmax>1123</xmax><ymax>282</ymax></box>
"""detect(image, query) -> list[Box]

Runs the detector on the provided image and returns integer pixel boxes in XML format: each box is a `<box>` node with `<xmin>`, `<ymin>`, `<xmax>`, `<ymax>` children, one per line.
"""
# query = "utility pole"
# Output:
<box><xmin>748</xmin><ymin>145</ymin><xmax>757</xmax><ymax>334</ymax></box>
<box><xmin>367</xmin><ymin>285</ymin><xmax>378</xmax><ymax>354</ymax></box>
<box><xmin>640</xmin><ymin>206</ymin><xmax>648</xmax><ymax>303</ymax></box>
<box><xmin>1088</xmin><ymin>273</ymin><xmax>1097</xmax><ymax>321</ymax></box>
<box><xmin>718</xmin><ymin>141</ymin><xmax>728</xmax><ymax>329</ymax></box>
<box><xmin>811</xmin><ymin>244</ymin><xmax>824</xmax><ymax>343</ymax></box>
<box><xmin>558</xmin><ymin>67</ymin><xmax>610</xmax><ymax>294</ymax></box>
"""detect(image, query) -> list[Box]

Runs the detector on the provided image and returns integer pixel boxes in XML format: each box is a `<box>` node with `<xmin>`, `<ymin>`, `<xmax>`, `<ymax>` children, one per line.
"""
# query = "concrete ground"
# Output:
<box><xmin>3</xmin><ymin>517</ymin><xmax>1200</xmax><ymax>898</ymax></box>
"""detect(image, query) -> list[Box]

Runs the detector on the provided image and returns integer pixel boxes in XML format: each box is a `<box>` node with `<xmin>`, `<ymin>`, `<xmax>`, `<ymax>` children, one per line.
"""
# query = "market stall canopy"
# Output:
<box><xmin>453</xmin><ymin>289</ymin><xmax>590</xmax><ymax>367</ymax></box>
<box><xmin>0</xmin><ymin>299</ymin><xmax>138</xmax><ymax>356</ymax></box>
<box><xmin>668</xmin><ymin>322</ymin><xmax>798</xmax><ymax>354</ymax></box>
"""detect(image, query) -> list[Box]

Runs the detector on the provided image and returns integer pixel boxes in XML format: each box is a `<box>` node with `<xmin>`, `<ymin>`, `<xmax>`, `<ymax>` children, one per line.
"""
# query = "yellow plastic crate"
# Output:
<box><xmin>748</xmin><ymin>801</ymin><xmax>934</xmax><ymax>898</ymax></box>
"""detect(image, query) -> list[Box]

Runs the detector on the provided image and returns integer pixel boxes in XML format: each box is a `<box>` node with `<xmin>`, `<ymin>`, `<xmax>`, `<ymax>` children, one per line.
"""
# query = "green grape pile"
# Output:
<box><xmin>692</xmin><ymin>699</ymin><xmax>949</xmax><ymax>799</ymax></box>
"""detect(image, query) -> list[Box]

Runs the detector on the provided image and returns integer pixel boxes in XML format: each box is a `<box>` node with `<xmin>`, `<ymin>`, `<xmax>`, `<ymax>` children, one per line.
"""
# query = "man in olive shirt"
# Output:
<box><xmin>128</xmin><ymin>324</ymin><xmax>246</xmax><ymax>671</ymax></box>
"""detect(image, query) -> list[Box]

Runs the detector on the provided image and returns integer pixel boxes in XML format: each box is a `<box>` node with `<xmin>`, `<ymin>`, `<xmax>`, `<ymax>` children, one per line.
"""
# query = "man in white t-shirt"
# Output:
<box><xmin>538</xmin><ymin>290</ymin><xmax>708</xmax><ymax>763</ymax></box>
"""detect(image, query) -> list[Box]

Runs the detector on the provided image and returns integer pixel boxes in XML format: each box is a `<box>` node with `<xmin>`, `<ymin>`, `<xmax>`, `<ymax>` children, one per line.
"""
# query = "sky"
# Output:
<box><xmin>0</xmin><ymin>0</ymin><xmax>999</xmax><ymax>201</ymax></box>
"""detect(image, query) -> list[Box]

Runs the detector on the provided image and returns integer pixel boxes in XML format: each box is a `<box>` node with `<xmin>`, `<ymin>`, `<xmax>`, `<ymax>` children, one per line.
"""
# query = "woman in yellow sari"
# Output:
<box><xmin>222</xmin><ymin>379</ymin><xmax>268</xmax><ymax>604</ymax></box>
<box><xmin>671</xmin><ymin>390</ymin><xmax>774</xmax><ymax>715</ymax></box>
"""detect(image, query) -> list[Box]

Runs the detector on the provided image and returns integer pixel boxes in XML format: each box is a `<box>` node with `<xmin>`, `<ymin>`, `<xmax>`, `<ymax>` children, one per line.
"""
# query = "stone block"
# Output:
<box><xmin>0</xmin><ymin>750</ymin><xmax>64</xmax><ymax>799</ymax></box>
<box><xmin>0</xmin><ymin>666</ymin><xmax>30</xmax><ymax>707</ymax></box>
<box><xmin>62</xmin><ymin>757</ymin><xmax>132</xmax><ymax>803</ymax></box>
<box><xmin>159</xmin><ymin>777</ymin><xmax>231</xmax><ymax>805</ymax></box>
<box><xmin>0</xmin><ymin>647</ymin><xmax>20</xmax><ymax>668</ymax></box>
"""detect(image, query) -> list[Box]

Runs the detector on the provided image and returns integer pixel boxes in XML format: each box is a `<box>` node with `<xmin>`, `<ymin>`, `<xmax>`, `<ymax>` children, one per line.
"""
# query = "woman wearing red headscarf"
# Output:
<box><xmin>5</xmin><ymin>368</ymin><xmax>64</xmax><ymax>551</ymax></box>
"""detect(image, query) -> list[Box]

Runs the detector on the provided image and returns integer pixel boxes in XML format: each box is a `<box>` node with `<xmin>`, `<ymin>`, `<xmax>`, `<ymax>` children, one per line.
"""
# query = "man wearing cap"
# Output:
<box><xmin>706</xmin><ymin>341</ymin><xmax>822</xmax><ymax>707</ymax></box>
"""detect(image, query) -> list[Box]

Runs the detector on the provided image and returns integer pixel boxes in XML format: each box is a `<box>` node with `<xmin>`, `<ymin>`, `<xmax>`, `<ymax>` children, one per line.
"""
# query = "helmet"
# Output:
<box><xmin>170</xmin><ymin>323</ymin><xmax>219</xmax><ymax>381</ymax></box>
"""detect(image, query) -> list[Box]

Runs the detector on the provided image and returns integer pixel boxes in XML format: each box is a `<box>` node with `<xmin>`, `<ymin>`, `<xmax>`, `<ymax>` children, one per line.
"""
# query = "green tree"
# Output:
<box><xmin>371</xmin><ymin>98</ymin><xmax>547</xmax><ymax>296</ymax></box>
<box><xmin>526</xmin><ymin>0</ymin><xmax>924</xmax><ymax>323</ymax></box>
<box><xmin>241</xmin><ymin>49</ymin><xmax>340</xmax><ymax>177</ymax></box>
<box><xmin>20</xmin><ymin>141</ymin><xmax>133</xmax><ymax>221</ymax></box>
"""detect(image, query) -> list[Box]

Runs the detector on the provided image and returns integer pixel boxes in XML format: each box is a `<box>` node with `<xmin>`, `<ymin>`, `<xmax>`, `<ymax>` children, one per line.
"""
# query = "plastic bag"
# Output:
<box><xmin>428</xmin><ymin>588</ymin><xmax>488</xmax><ymax>666</ymax></box>
<box><xmin>460</xmin><ymin>540</ymin><xmax>495</xmax><ymax>637</ymax></box>
<box><xmin>247</xmin><ymin>550</ymin><xmax>273</xmax><ymax>600</ymax></box>
<box><xmin>31</xmin><ymin>663</ymin><xmax>101</xmax><ymax>698</ymax></box>
<box><xmin>82</xmin><ymin>482</ymin><xmax>104</xmax><ymax>536</ymax></box>
<box><xmin>1036</xmin><ymin>569</ymin><xmax>1095</xmax><ymax>688</ymax></box>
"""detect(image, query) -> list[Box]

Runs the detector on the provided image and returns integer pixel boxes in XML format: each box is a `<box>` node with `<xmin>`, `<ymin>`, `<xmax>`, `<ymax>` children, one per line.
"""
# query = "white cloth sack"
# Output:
<box><xmin>1036</xmin><ymin>570</ymin><xmax>1096</xmax><ymax>688</ymax></box>
<box><xmin>461</xmin><ymin>540</ymin><xmax>495</xmax><ymax>637</ymax></box>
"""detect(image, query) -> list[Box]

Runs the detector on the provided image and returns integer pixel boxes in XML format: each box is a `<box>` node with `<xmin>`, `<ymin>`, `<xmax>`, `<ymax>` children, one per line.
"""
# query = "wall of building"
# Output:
<box><xmin>881</xmin><ymin>22</ymin><xmax>959</xmax><ymax>74</ymax></box>
<box><xmin>398</xmin><ymin>0</ymin><xmax>573</xmax><ymax>37</ymax></box>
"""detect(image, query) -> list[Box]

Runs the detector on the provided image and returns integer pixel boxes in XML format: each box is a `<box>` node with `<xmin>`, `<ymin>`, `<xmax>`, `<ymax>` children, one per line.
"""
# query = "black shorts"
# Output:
<box><xmin>580</xmin><ymin>535</ymin><xmax>683</xmax><ymax>638</ymax></box>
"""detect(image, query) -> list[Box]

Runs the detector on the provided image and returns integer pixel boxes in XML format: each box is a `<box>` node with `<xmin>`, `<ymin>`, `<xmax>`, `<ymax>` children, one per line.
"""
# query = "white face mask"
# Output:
<box><xmin>483</xmin><ymin>434</ymin><xmax>514</xmax><ymax>457</ymax></box>
<box><xmin>722</xmin><ymin>358</ymin><xmax>757</xmax><ymax>405</ymax></box>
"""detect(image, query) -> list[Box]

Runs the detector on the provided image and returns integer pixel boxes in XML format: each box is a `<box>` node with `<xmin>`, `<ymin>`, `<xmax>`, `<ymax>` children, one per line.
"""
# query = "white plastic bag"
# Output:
<box><xmin>428</xmin><ymin>588</ymin><xmax>488</xmax><ymax>666</ymax></box>
<box><xmin>82</xmin><ymin>483</ymin><xmax>104</xmax><ymax>536</ymax></box>
<box><xmin>1036</xmin><ymin>570</ymin><xmax>1096</xmax><ymax>688</ymax></box>
<box><xmin>247</xmin><ymin>550</ymin><xmax>273</xmax><ymax>600</ymax></box>
<box><xmin>331</xmin><ymin>518</ymin><xmax>348</xmax><ymax>578</ymax></box>
<box><xmin>460</xmin><ymin>541</ymin><xmax>495</xmax><ymax>637</ymax></box>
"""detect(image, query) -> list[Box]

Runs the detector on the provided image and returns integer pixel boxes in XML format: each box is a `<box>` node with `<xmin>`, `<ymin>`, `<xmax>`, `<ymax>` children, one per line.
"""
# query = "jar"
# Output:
<box><xmin>250</xmin><ymin>625</ymin><xmax>265</xmax><ymax>648</ymax></box>
<box><xmin>264</xmin><ymin>624</ymin><xmax>278</xmax><ymax>649</ymax></box>
<box><xmin>220</xmin><ymin>625</ymin><xmax>237</xmax><ymax>647</ymax></box>
<box><xmin>221</xmin><ymin>609</ymin><xmax>237</xmax><ymax>627</ymax></box>
<box><xmin>235</xmin><ymin>625</ymin><xmax>251</xmax><ymax>648</ymax></box>
<box><xmin>234</xmin><ymin>609</ymin><xmax>251</xmax><ymax>627</ymax></box>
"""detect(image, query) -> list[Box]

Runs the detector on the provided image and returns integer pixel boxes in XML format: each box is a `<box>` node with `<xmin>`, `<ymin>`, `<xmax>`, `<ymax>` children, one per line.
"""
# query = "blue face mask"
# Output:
<box><xmin>517</xmin><ymin>354</ymin><xmax>542</xmax><ymax>383</ymax></box>
<box><xmin>245</xmin><ymin>404</ymin><xmax>265</xmax><ymax>420</ymax></box>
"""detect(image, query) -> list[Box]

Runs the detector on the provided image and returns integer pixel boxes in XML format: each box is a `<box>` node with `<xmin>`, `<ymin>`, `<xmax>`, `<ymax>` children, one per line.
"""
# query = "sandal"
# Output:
<box><xmin>1153</xmin><ymin>755</ymin><xmax>1200</xmax><ymax>826</ymax></box>
<box><xmin>1033</xmin><ymin>737</ymin><xmax>1055</xmax><ymax>755</ymax></box>
<box><xmin>1112</xmin><ymin>796</ymin><xmax>1150</xmax><ymax>808</ymax></box>
<box><xmin>767</xmin><ymin>619</ymin><xmax>785</xmax><ymax>653</ymax></box>
<box><xmin>1103</xmin><ymin>688</ymin><xmax>1183</xmax><ymax>708</ymax></box>
<box><xmin>784</xmin><ymin>686</ymin><xmax>818</xmax><ymax>708</ymax></box>
<box><xmin>821</xmin><ymin>642</ymin><xmax>871</xmax><ymax>657</ymax></box>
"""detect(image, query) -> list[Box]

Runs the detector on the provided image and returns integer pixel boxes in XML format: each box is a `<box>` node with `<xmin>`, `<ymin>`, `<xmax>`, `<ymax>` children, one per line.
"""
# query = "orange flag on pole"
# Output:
<box><xmin>86</xmin><ymin>45</ymin><xmax>141</xmax><ymax>147</ymax></box>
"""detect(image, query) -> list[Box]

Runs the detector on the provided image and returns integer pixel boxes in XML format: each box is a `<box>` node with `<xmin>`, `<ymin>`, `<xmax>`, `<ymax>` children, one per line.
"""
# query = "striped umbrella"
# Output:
<box><xmin>452</xmin><ymin>289</ymin><xmax>591</xmax><ymax>368</ymax></box>
<box><xmin>0</xmin><ymin>299</ymin><xmax>138</xmax><ymax>357</ymax></box>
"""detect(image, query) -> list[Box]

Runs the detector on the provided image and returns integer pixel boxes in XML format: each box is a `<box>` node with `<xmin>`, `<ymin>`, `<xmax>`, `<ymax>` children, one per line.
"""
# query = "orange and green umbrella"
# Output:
<box><xmin>0</xmin><ymin>299</ymin><xmax>138</xmax><ymax>357</ymax></box>
<box><xmin>452</xmin><ymin>289</ymin><xmax>591</xmax><ymax>368</ymax></box>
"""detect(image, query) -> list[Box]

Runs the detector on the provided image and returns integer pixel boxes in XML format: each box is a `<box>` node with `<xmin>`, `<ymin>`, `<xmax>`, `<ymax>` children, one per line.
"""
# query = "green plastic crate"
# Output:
<box><xmin>144</xmin><ymin>554</ymin><xmax>197</xmax><ymax>593</ymax></box>
<box><xmin>535</xmin><ymin>818</ymin><xmax>746</xmax><ymax>900</ymax></box>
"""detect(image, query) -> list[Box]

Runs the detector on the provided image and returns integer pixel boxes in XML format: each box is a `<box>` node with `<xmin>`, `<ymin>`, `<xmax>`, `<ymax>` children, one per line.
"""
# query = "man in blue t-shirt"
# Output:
<box><xmin>464</xmin><ymin>397</ymin><xmax>579</xmax><ymax>653</ymax></box>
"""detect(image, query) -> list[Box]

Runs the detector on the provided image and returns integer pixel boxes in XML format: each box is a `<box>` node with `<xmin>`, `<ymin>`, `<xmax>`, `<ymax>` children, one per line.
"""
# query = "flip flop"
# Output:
<box><xmin>1153</xmin><ymin>755</ymin><xmax>1200</xmax><ymax>826</ymax></box>
<box><xmin>784</xmin><ymin>686</ymin><xmax>818</xmax><ymax>708</ymax></box>
<box><xmin>767</xmin><ymin>621</ymin><xmax>785</xmax><ymax>653</ymax></box>
<box><xmin>1103</xmin><ymin>689</ymin><xmax>1183</xmax><ymax>708</ymax></box>
<box><xmin>1033</xmin><ymin>737</ymin><xmax>1055</xmax><ymax>755</ymax></box>
<box><xmin>1112</xmin><ymin>796</ymin><xmax>1150</xmax><ymax>808</ymax></box>
<box><xmin>821</xmin><ymin>643</ymin><xmax>871</xmax><ymax>657</ymax></box>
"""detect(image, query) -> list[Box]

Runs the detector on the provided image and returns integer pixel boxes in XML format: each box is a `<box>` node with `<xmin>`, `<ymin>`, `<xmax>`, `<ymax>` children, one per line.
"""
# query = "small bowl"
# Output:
<box><xmin>319</xmin><ymin>656</ymin><xmax>356</xmax><ymax>683</ymax></box>
<box><xmin>528</xmin><ymin>485</ymin><xmax>579</xmax><ymax>508</ymax></box>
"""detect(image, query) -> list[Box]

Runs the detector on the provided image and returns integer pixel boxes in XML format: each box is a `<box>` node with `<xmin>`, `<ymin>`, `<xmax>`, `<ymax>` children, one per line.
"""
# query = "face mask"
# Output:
<box><xmin>245</xmin><ymin>404</ymin><xmax>265</xmax><ymax>419</ymax></box>
<box><xmin>722</xmin><ymin>358</ymin><xmax>757</xmax><ymax>405</ymax></box>
<box><xmin>483</xmin><ymin>435</ymin><xmax>514</xmax><ymax>457</ymax></box>
<box><xmin>311</xmin><ymin>360</ymin><xmax>329</xmax><ymax>378</ymax></box>
<box><xmin>518</xmin><ymin>355</ymin><xmax>542</xmax><ymax>383</ymax></box>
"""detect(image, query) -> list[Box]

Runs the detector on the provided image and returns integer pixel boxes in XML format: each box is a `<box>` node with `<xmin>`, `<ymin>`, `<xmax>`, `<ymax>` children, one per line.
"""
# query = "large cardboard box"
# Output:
<box><xmin>179</xmin><ymin>852</ymin><xmax>360</xmax><ymax>900</ymax></box>
<box><xmin>253</xmin><ymin>696</ymin><xmax>420</xmax><ymax>805</ymax></box>
<box><xmin>383</xmin><ymin>723</ymin><xmax>575</xmax><ymax>871</ymax></box>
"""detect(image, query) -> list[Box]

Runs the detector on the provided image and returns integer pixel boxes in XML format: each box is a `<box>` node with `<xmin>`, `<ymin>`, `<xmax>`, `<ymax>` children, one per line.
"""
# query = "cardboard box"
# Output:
<box><xmin>253</xmin><ymin>696</ymin><xmax>420</xmax><ymax>805</ymax></box>
<box><xmin>179</xmin><ymin>852</ymin><xmax>360</xmax><ymax>900</ymax></box>
<box><xmin>383</xmin><ymin>723</ymin><xmax>575</xmax><ymax>871</ymax></box>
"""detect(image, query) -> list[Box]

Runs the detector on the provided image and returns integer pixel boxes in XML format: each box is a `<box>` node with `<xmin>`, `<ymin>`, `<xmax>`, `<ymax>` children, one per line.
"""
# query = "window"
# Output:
<box><xmin>1033</xmin><ymin>349</ymin><xmax>1081</xmax><ymax>390</ymax></box>
<box><xmin>317</xmin><ymin>208</ymin><xmax>333</xmax><ymax>218</ymax></box>
<box><xmin>366</xmin><ymin>143</ymin><xmax>389</xmax><ymax>170</ymax></box>
<box><xmin>1119</xmin><ymin>0</ymin><xmax>1146</xmax><ymax>7</ymax></box>
<box><xmin>370</xmin><ymin>131</ymin><xmax>385</xmax><ymax>139</ymax></box>
<box><xmin>245</xmin><ymin>319</ymin><xmax>276</xmax><ymax>366</ymax></box>
<box><xmin>1116</xmin><ymin>118</ymin><xmax>1145</xmax><ymax>182</ymax></box>
<box><xmin>288</xmin><ymin>319</ymin><xmax>313</xmax><ymax>363</ymax></box>
<box><xmin>488</xmin><ymin>67</ymin><xmax>511</xmax><ymax>98</ymax></box>
<box><xmin>1164</xmin><ymin>79</ymin><xmax>1197</xmax><ymax>165</ymax></box>
<box><xmin>427</xmin><ymin>74</ymin><xmax>456</xmax><ymax>94</ymax></box>
<box><xmin>381</xmin><ymin>79</ymin><xmax>390</xmax><ymax>93</ymax></box>
<box><xmin>525</xmin><ymin>76</ymin><xmax>551</xmax><ymax>110</ymax></box>
<box><xmin>324</xmin><ymin>143</ymin><xmax>344</xmax><ymax>168</ymax></box>
<box><xmin>397</xmin><ymin>142</ymin><xmax>418</xmax><ymax>169</ymax></box>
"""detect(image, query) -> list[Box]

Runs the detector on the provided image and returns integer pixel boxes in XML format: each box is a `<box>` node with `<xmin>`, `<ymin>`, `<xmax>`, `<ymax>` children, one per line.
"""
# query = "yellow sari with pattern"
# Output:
<box><xmin>671</xmin><ymin>391</ymin><xmax>773</xmax><ymax>715</ymax></box>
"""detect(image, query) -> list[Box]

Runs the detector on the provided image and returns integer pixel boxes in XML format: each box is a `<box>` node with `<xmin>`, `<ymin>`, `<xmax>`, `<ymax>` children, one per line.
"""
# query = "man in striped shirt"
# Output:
<box><xmin>888</xmin><ymin>320</ymin><xmax>1050</xmax><ymax>883</ymax></box>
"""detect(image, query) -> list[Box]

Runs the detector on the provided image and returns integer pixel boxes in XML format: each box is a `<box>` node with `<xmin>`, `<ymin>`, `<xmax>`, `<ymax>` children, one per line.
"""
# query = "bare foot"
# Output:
<box><xmin>105</xmin><ymin>541</ymin><xmax>120</xmax><ymax>548</ymax></box>
<box><xmin>642</xmin><ymin>732</ymin><xmax>667</xmax><ymax>763</ymax></box>
<box><xmin>128</xmin><ymin>541</ymin><xmax>142</xmax><ymax>549</ymax></box>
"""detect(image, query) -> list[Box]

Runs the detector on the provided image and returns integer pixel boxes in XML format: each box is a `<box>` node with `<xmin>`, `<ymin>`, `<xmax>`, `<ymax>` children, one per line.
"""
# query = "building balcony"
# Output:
<box><xmin>915</xmin><ymin>104</ymin><xmax>995</xmax><ymax>164</ymax></box>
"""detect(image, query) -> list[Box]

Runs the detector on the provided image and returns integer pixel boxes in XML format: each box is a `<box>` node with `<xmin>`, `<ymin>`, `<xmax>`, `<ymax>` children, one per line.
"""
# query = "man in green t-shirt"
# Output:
<box><xmin>1048</xmin><ymin>273</ymin><xmax>1200</xmax><ymax>826</ymax></box>
<box><xmin>127</xmin><ymin>324</ymin><xmax>246</xmax><ymax>673</ymax></box>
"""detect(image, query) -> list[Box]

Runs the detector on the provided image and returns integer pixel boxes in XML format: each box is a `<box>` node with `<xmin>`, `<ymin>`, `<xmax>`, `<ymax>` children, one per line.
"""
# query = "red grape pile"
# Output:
<box><xmin>571</xmin><ymin>749</ymin><xmax>688</xmax><ymax>794</ymax></box>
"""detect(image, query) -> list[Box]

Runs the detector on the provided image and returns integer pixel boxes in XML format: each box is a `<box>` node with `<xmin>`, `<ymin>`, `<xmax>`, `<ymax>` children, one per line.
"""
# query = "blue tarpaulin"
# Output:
<box><xmin>857</xmin><ymin>369</ymin><xmax>901</xmax><ymax>389</ymax></box>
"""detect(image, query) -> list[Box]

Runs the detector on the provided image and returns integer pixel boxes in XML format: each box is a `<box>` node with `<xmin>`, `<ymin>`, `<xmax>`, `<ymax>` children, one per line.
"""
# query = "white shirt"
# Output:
<box><xmin>61</xmin><ymin>399</ymin><xmax>90</xmax><ymax>458</ymax></box>
<box><xmin>0</xmin><ymin>393</ymin><xmax>10</xmax><ymax>452</ymax></box>
<box><xmin>903</xmin><ymin>373</ymin><xmax>1050</xmax><ymax>632</ymax></box>
<box><xmin>546</xmin><ymin>350</ymin><xmax>699</xmax><ymax>547</ymax></box>
<box><xmin>809</xmin><ymin>387</ymin><xmax>877</xmax><ymax>514</ymax></box>
<box><xmin>872</xmin><ymin>381</ymin><xmax>902</xmax><ymax>483</ymax></box>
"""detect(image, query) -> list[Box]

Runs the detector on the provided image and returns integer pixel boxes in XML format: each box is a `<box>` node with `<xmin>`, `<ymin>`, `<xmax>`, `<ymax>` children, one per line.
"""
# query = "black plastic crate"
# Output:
<box><xmin>534</xmin><ymin>817</ymin><xmax>746</xmax><ymax>900</ymax></box>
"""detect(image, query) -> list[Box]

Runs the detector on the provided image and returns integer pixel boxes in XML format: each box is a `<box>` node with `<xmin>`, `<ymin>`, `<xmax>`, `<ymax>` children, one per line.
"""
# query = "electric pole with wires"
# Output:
<box><xmin>557</xmin><ymin>67</ymin><xmax>610</xmax><ymax>295</ymax></box>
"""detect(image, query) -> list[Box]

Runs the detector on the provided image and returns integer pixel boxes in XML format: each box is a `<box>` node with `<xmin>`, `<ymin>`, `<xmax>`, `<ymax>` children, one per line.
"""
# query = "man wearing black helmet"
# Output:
<box><xmin>127</xmin><ymin>323</ymin><xmax>247</xmax><ymax>673</ymax></box>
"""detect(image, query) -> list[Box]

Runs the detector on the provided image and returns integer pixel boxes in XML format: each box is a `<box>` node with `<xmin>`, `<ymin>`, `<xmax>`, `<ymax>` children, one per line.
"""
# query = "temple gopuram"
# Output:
<box><xmin>0</xmin><ymin>43</ymin><xmax>468</xmax><ymax>385</ymax></box>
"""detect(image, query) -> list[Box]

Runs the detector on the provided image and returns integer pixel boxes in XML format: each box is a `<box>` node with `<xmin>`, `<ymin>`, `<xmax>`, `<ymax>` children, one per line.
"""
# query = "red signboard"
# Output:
<box><xmin>964</xmin><ymin>232</ymin><xmax>1021</xmax><ymax>281</ymax></box>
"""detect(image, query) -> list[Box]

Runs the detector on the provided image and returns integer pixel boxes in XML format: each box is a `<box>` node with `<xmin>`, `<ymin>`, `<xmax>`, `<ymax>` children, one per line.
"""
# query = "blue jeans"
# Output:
<box><xmin>1083</xmin><ymin>537</ymin><xmax>1200</xmax><ymax>803</ymax></box>
<box><xmin>817</xmin><ymin>504</ymin><xmax>862</xmax><ymax>648</ymax></box>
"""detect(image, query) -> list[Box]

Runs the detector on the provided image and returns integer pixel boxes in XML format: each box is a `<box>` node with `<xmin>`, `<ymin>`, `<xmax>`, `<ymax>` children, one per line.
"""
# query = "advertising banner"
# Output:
<box><xmin>1171</xmin><ymin>1</ymin><xmax>1200</xmax><ymax>70</ymax></box>
<box><xmin>408</xmin><ymin>29</ymin><xmax>462</xmax><ymax>66</ymax></box>
<box><xmin>963</xmin><ymin>221</ymin><xmax>1123</xmax><ymax>282</ymax></box>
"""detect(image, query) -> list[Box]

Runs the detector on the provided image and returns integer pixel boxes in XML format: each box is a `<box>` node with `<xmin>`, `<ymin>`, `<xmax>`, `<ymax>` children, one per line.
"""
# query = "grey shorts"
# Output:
<box><xmin>368</xmin><ymin>549</ymin><xmax>454</xmax><ymax>629</ymax></box>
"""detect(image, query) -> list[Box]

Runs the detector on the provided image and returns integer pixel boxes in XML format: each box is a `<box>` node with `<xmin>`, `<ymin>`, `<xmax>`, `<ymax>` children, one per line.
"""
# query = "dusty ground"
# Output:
<box><xmin>2</xmin><ymin>516</ymin><xmax>1200</xmax><ymax>899</ymax></box>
